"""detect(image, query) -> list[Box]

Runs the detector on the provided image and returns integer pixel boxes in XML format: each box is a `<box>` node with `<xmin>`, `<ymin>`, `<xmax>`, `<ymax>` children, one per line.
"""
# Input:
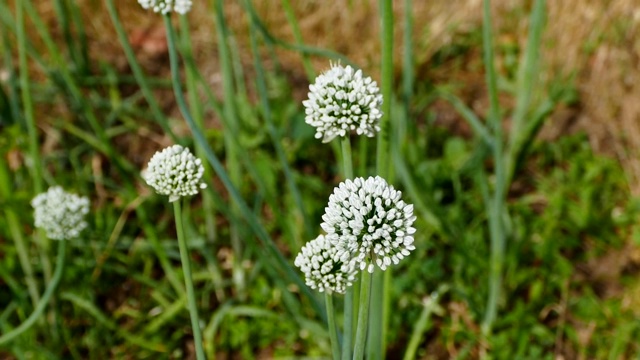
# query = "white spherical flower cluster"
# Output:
<box><xmin>321</xmin><ymin>176</ymin><xmax>416</xmax><ymax>273</ymax></box>
<box><xmin>31</xmin><ymin>187</ymin><xmax>90</xmax><ymax>240</ymax></box>
<box><xmin>294</xmin><ymin>235</ymin><xmax>357</xmax><ymax>294</ymax></box>
<box><xmin>302</xmin><ymin>63</ymin><xmax>383</xmax><ymax>143</ymax></box>
<box><xmin>142</xmin><ymin>145</ymin><xmax>207</xmax><ymax>202</ymax></box>
<box><xmin>138</xmin><ymin>0</ymin><xmax>192</xmax><ymax>14</ymax></box>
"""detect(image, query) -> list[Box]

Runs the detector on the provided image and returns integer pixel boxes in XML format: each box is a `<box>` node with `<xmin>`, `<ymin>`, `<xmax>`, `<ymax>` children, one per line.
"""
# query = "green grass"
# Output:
<box><xmin>1</xmin><ymin>1</ymin><xmax>640</xmax><ymax>359</ymax></box>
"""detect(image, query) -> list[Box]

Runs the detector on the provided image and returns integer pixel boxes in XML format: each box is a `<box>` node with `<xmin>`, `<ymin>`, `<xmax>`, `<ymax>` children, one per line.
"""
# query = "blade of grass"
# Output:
<box><xmin>280</xmin><ymin>0</ymin><xmax>315</xmax><ymax>80</ymax></box>
<box><xmin>245</xmin><ymin>3</ymin><xmax>314</xmax><ymax>243</ymax></box>
<box><xmin>437</xmin><ymin>89</ymin><xmax>494</xmax><ymax>147</ymax></box>
<box><xmin>104</xmin><ymin>0</ymin><xmax>178</xmax><ymax>142</ymax></box>
<box><xmin>212</xmin><ymin>0</ymin><xmax>246</xmax><ymax>301</ymax></box>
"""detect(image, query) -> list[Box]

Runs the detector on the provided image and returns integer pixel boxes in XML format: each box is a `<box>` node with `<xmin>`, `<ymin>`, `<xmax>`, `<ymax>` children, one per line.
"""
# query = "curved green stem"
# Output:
<box><xmin>0</xmin><ymin>239</ymin><xmax>66</xmax><ymax>346</ymax></box>
<box><xmin>173</xmin><ymin>200</ymin><xmax>206</xmax><ymax>360</ymax></box>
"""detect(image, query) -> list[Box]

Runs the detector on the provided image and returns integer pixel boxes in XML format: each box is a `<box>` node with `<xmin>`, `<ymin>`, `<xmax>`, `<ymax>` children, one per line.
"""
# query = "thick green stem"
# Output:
<box><xmin>341</xmin><ymin>137</ymin><xmax>354</xmax><ymax>179</ymax></box>
<box><xmin>353</xmin><ymin>270</ymin><xmax>372</xmax><ymax>360</ymax></box>
<box><xmin>173</xmin><ymin>201</ymin><xmax>206</xmax><ymax>360</ymax></box>
<box><xmin>480</xmin><ymin>0</ymin><xmax>506</xmax><ymax>336</ymax></box>
<box><xmin>340</xmin><ymin>136</ymin><xmax>354</xmax><ymax>359</ymax></box>
<box><xmin>0</xmin><ymin>239</ymin><xmax>66</xmax><ymax>346</ymax></box>
<box><xmin>325</xmin><ymin>293</ymin><xmax>341</xmax><ymax>360</ymax></box>
<box><xmin>370</xmin><ymin>0</ymin><xmax>394</xmax><ymax>358</ymax></box>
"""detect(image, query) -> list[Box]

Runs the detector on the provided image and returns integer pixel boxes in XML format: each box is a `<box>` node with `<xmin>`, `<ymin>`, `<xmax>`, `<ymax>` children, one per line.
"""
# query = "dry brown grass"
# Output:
<box><xmin>27</xmin><ymin>0</ymin><xmax>640</xmax><ymax>192</ymax></box>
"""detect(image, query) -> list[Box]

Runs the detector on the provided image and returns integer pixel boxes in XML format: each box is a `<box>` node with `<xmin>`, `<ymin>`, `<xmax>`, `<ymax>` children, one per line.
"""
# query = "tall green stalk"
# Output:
<box><xmin>18</xmin><ymin>0</ymin><xmax>42</xmax><ymax>193</ymax></box>
<box><xmin>480</xmin><ymin>0</ymin><xmax>506</xmax><ymax>336</ymax></box>
<box><xmin>370</xmin><ymin>0</ymin><xmax>394</xmax><ymax>357</ymax></box>
<box><xmin>340</xmin><ymin>136</ymin><xmax>354</xmax><ymax>360</ymax></box>
<box><xmin>353</xmin><ymin>270</ymin><xmax>372</xmax><ymax>360</ymax></box>
<box><xmin>173</xmin><ymin>200</ymin><xmax>206</xmax><ymax>360</ymax></box>
<box><xmin>0</xmin><ymin>239</ymin><xmax>66</xmax><ymax>346</ymax></box>
<box><xmin>325</xmin><ymin>293</ymin><xmax>341</xmax><ymax>360</ymax></box>
<box><xmin>212</xmin><ymin>0</ymin><xmax>246</xmax><ymax>301</ymax></box>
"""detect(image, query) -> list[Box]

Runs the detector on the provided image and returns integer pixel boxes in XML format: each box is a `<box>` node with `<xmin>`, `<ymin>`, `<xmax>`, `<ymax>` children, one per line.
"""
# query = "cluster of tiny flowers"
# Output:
<box><xmin>321</xmin><ymin>176</ymin><xmax>416</xmax><ymax>273</ymax></box>
<box><xmin>302</xmin><ymin>63</ymin><xmax>383</xmax><ymax>143</ymax></box>
<box><xmin>294</xmin><ymin>235</ymin><xmax>357</xmax><ymax>294</ymax></box>
<box><xmin>142</xmin><ymin>145</ymin><xmax>206</xmax><ymax>202</ymax></box>
<box><xmin>137</xmin><ymin>0</ymin><xmax>192</xmax><ymax>14</ymax></box>
<box><xmin>31</xmin><ymin>187</ymin><xmax>90</xmax><ymax>240</ymax></box>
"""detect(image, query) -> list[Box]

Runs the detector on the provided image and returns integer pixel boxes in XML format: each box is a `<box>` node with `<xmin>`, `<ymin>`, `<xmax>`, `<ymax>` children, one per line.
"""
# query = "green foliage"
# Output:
<box><xmin>0</xmin><ymin>0</ymin><xmax>639</xmax><ymax>358</ymax></box>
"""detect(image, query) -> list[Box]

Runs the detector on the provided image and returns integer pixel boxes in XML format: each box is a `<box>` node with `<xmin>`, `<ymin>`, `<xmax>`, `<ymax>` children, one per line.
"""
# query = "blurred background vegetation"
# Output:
<box><xmin>1</xmin><ymin>0</ymin><xmax>640</xmax><ymax>359</ymax></box>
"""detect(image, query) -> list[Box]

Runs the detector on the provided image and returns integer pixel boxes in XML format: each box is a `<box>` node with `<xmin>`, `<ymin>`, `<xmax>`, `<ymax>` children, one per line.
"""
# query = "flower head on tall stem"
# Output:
<box><xmin>137</xmin><ymin>0</ymin><xmax>192</xmax><ymax>14</ymax></box>
<box><xmin>142</xmin><ymin>144</ymin><xmax>206</xmax><ymax>202</ymax></box>
<box><xmin>303</xmin><ymin>63</ymin><xmax>383</xmax><ymax>143</ymax></box>
<box><xmin>321</xmin><ymin>176</ymin><xmax>416</xmax><ymax>273</ymax></box>
<box><xmin>31</xmin><ymin>186</ymin><xmax>90</xmax><ymax>240</ymax></box>
<box><xmin>294</xmin><ymin>234</ymin><xmax>358</xmax><ymax>294</ymax></box>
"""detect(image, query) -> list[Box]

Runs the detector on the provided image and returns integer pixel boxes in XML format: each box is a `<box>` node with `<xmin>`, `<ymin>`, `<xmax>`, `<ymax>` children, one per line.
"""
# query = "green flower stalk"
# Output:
<box><xmin>143</xmin><ymin>145</ymin><xmax>207</xmax><ymax>360</ymax></box>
